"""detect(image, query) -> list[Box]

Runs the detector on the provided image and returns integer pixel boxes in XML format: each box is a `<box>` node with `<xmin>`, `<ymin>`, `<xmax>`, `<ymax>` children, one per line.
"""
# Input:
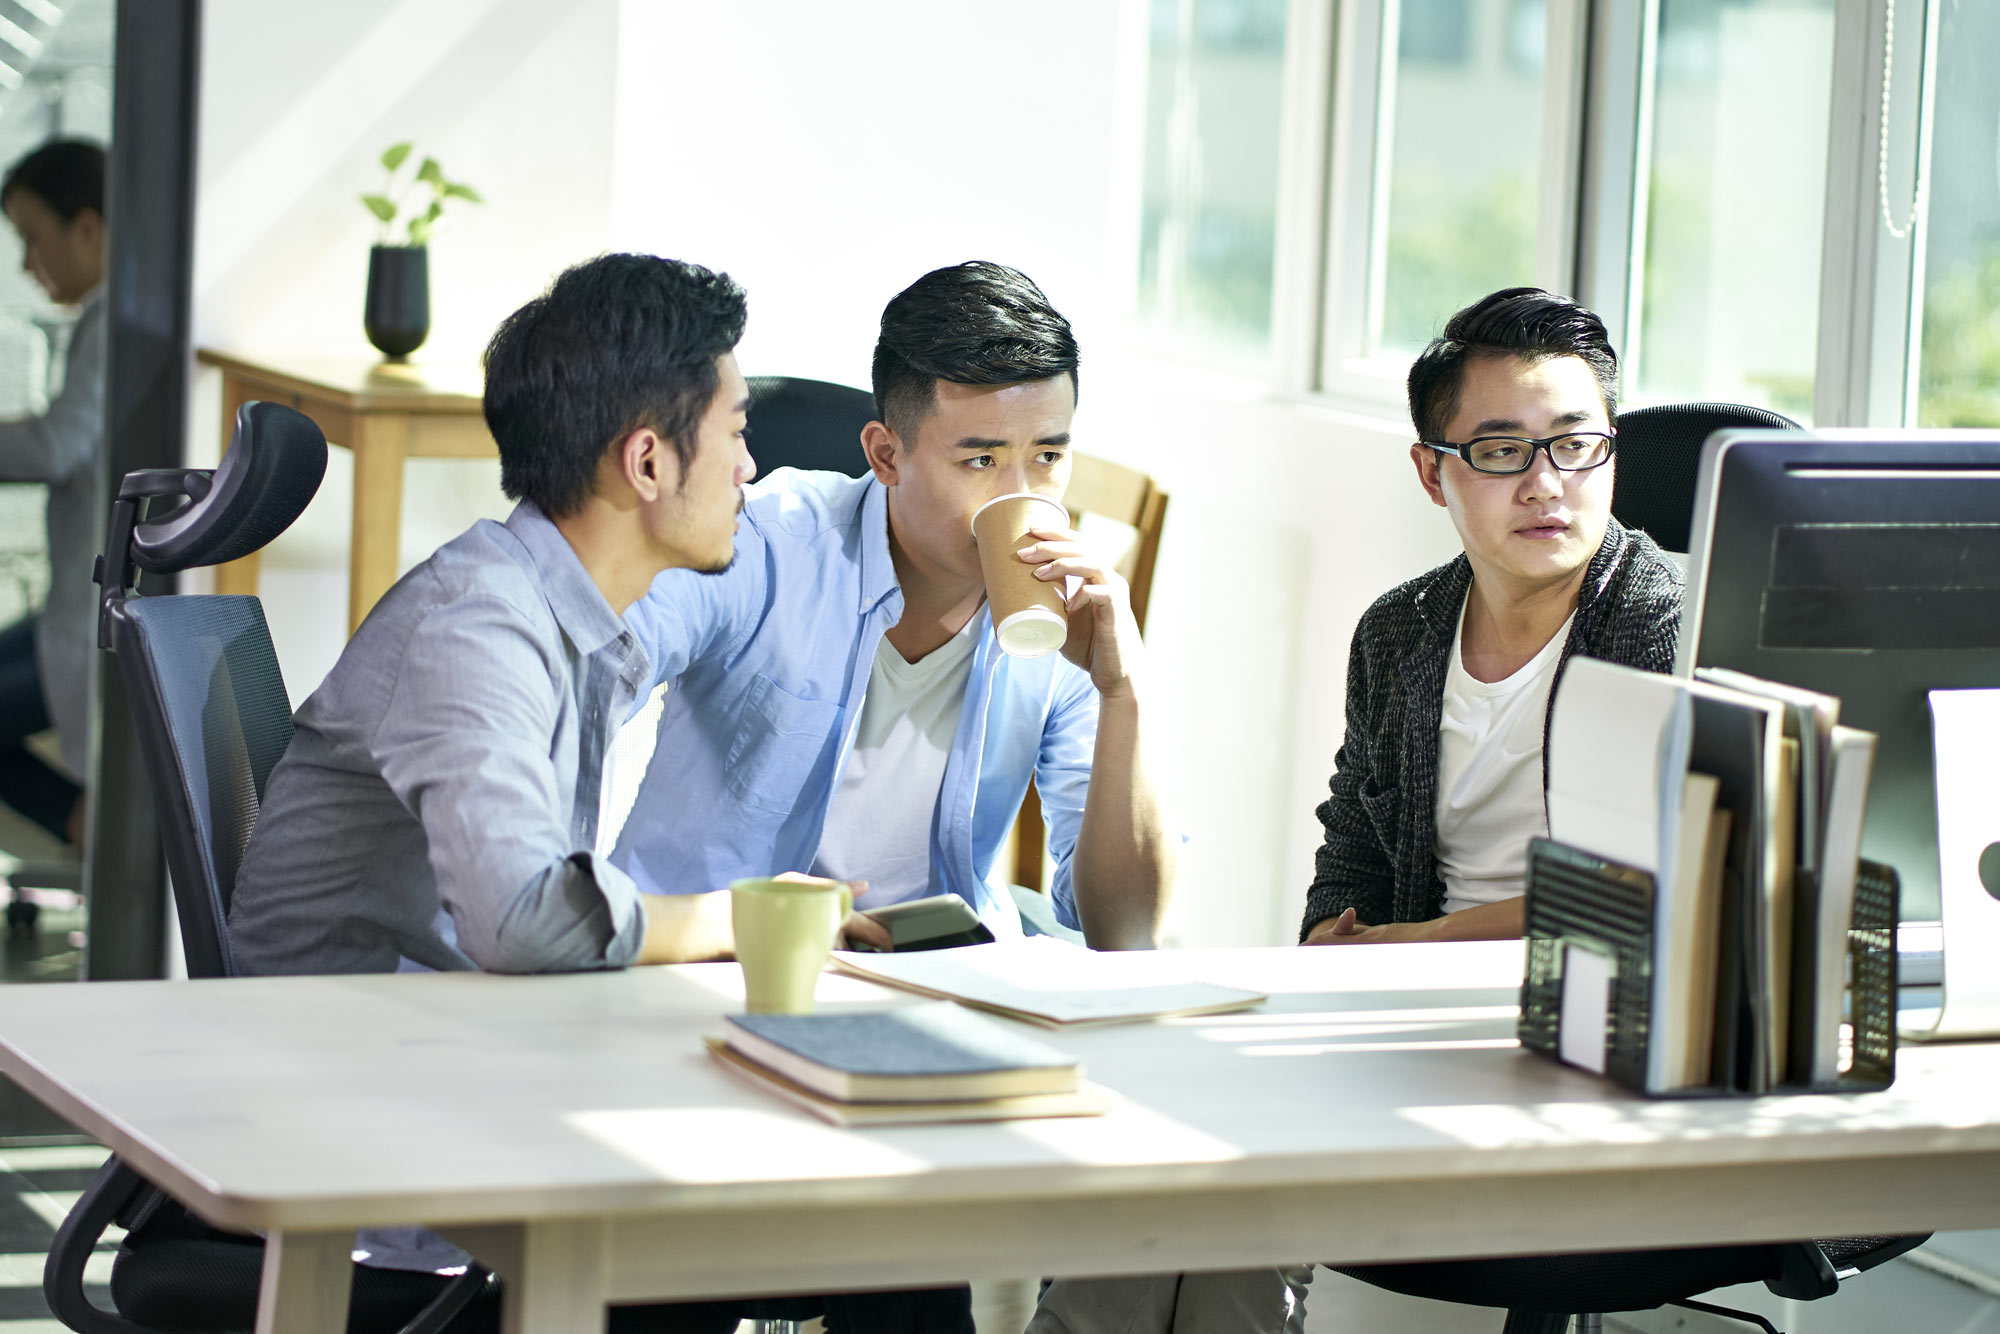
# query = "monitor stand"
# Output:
<box><xmin>1902</xmin><ymin>689</ymin><xmax>2000</xmax><ymax>1039</ymax></box>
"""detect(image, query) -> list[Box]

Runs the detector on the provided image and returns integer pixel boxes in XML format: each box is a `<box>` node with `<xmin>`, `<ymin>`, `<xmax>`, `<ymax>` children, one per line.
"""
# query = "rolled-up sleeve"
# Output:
<box><xmin>374</xmin><ymin>596</ymin><xmax>643</xmax><ymax>973</ymax></box>
<box><xmin>1033</xmin><ymin>667</ymin><xmax>1101</xmax><ymax>931</ymax></box>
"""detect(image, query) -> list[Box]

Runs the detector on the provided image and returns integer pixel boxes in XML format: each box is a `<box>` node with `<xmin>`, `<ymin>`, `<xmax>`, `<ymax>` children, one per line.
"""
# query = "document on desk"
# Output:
<box><xmin>1547</xmin><ymin>656</ymin><xmax>1691</xmax><ymax>882</ymax></box>
<box><xmin>829</xmin><ymin>938</ymin><xmax>1266</xmax><ymax>1027</ymax></box>
<box><xmin>1685</xmin><ymin>679</ymin><xmax>1789</xmax><ymax>1093</ymax></box>
<box><xmin>1547</xmin><ymin>657</ymin><xmax>1693</xmax><ymax>1092</ymax></box>
<box><xmin>1807</xmin><ymin>725</ymin><xmax>1877</xmax><ymax>1084</ymax></box>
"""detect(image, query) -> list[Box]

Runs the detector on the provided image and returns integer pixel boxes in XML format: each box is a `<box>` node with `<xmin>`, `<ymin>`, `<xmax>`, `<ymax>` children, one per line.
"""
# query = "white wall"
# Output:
<box><xmin>191</xmin><ymin>0</ymin><xmax>1456</xmax><ymax>949</ymax></box>
<box><xmin>192</xmin><ymin>0</ymin><xmax>622</xmax><ymax>691</ymax></box>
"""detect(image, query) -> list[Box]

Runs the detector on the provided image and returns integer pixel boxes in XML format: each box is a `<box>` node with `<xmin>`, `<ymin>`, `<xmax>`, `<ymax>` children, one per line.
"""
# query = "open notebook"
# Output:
<box><xmin>830</xmin><ymin>937</ymin><xmax>1266</xmax><ymax>1027</ymax></box>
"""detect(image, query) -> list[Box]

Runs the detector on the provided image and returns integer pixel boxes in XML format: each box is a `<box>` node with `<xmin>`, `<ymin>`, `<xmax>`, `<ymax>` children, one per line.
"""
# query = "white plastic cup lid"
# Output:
<box><xmin>995</xmin><ymin>607</ymin><xmax>1067</xmax><ymax>658</ymax></box>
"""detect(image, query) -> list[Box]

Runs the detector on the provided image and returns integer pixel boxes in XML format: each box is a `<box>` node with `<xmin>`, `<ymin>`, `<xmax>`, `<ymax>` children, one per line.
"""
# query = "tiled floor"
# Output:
<box><xmin>0</xmin><ymin>1142</ymin><xmax>114</xmax><ymax>1332</ymax></box>
<box><xmin>0</xmin><ymin>834</ymin><xmax>106</xmax><ymax>1332</ymax></box>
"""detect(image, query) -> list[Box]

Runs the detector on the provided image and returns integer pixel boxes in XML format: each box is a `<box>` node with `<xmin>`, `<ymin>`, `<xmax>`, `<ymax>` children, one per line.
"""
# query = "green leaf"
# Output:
<box><xmin>380</xmin><ymin>142</ymin><xmax>412</xmax><ymax>172</ymax></box>
<box><xmin>407</xmin><ymin>216</ymin><xmax>432</xmax><ymax>246</ymax></box>
<box><xmin>416</xmin><ymin>156</ymin><xmax>443</xmax><ymax>186</ymax></box>
<box><xmin>442</xmin><ymin>183</ymin><xmax>484</xmax><ymax>204</ymax></box>
<box><xmin>423</xmin><ymin>200</ymin><xmax>443</xmax><ymax>223</ymax></box>
<box><xmin>360</xmin><ymin>193</ymin><xmax>396</xmax><ymax>223</ymax></box>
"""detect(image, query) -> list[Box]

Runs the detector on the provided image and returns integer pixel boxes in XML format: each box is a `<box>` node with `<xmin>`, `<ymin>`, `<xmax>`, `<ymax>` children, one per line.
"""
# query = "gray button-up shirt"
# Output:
<box><xmin>0</xmin><ymin>287</ymin><xmax>105</xmax><ymax>777</ymax></box>
<box><xmin>229</xmin><ymin>502</ymin><xmax>651</xmax><ymax>977</ymax></box>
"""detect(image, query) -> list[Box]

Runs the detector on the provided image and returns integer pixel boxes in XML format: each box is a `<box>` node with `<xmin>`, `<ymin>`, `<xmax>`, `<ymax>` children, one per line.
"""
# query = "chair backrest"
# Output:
<box><xmin>98</xmin><ymin>400</ymin><xmax>327</xmax><ymax>978</ymax></box>
<box><xmin>115</xmin><ymin>598</ymin><xmax>294</xmax><ymax>978</ymax></box>
<box><xmin>1062</xmin><ymin>453</ymin><xmax>1170</xmax><ymax>632</ymax></box>
<box><xmin>746</xmin><ymin>375</ymin><xmax>874</xmax><ymax>480</ymax></box>
<box><xmin>1611</xmin><ymin>401</ymin><xmax>1800</xmax><ymax>551</ymax></box>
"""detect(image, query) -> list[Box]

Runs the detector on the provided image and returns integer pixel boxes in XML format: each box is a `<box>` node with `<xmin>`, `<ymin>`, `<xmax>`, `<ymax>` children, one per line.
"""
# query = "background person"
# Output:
<box><xmin>1301</xmin><ymin>286</ymin><xmax>1683</xmax><ymax>946</ymax></box>
<box><xmin>0</xmin><ymin>139</ymin><xmax>106</xmax><ymax>850</ymax></box>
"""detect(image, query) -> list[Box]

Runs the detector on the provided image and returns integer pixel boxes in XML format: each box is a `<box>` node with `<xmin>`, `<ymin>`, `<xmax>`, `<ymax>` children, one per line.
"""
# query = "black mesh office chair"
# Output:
<box><xmin>745</xmin><ymin>374</ymin><xmax>874</xmax><ymax>481</ymax></box>
<box><xmin>1610</xmin><ymin>401</ymin><xmax>1801</xmax><ymax>551</ymax></box>
<box><xmin>1335</xmin><ymin>1234</ymin><xmax>1929</xmax><ymax>1334</ymax></box>
<box><xmin>45</xmin><ymin>401</ymin><xmax>494</xmax><ymax>1334</ymax></box>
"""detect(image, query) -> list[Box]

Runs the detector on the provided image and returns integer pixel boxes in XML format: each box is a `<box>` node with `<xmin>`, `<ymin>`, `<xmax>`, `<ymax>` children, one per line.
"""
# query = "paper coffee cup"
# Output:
<box><xmin>730</xmin><ymin>877</ymin><xmax>853</xmax><ymax>1014</ymax></box>
<box><xmin>971</xmin><ymin>492</ymin><xmax>1071</xmax><ymax>658</ymax></box>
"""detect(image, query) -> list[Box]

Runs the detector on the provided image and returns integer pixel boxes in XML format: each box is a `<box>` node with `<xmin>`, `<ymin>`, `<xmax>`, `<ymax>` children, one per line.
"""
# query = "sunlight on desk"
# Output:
<box><xmin>567</xmin><ymin>1107</ymin><xmax>932</xmax><ymax>1181</ymax></box>
<box><xmin>1001</xmin><ymin>1099</ymin><xmax>1247</xmax><ymax>1166</ymax></box>
<box><xmin>1189</xmin><ymin>1004</ymin><xmax>1520</xmax><ymax>1042</ymax></box>
<box><xmin>1399</xmin><ymin>1062</ymin><xmax>2000</xmax><ymax>1151</ymax></box>
<box><xmin>1243</xmin><ymin>1037</ymin><xmax>1521</xmax><ymax>1056</ymax></box>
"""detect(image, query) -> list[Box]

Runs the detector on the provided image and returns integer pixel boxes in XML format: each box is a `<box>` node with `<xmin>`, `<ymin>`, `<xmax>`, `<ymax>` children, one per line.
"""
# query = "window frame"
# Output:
<box><xmin>1313</xmin><ymin>0</ymin><xmax>1594</xmax><ymax>417</ymax></box>
<box><xmin>1142</xmin><ymin>0</ymin><xmax>1950</xmax><ymax>430</ymax></box>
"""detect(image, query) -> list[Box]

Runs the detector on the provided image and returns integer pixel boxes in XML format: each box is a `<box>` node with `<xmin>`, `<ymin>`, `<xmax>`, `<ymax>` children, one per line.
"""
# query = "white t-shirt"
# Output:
<box><xmin>809</xmin><ymin>617</ymin><xmax>979</xmax><ymax>908</ymax></box>
<box><xmin>1434</xmin><ymin>599</ymin><xmax>1575</xmax><ymax>914</ymax></box>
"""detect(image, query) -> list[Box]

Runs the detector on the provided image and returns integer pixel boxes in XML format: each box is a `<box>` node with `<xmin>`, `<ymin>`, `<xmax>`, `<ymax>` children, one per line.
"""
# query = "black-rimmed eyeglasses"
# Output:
<box><xmin>1421</xmin><ymin>431</ymin><xmax>1616</xmax><ymax>476</ymax></box>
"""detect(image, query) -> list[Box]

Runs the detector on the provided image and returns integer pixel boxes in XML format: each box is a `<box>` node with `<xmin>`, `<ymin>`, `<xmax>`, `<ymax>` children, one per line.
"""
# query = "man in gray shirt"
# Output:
<box><xmin>224</xmin><ymin>255</ymin><xmax>947</xmax><ymax>1331</ymax></box>
<box><xmin>228</xmin><ymin>253</ymin><xmax>888</xmax><ymax>977</ymax></box>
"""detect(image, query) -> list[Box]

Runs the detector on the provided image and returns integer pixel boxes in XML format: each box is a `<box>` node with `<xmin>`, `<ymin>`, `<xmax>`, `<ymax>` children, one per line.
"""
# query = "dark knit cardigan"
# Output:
<box><xmin>1299</xmin><ymin>519</ymin><xmax>1685</xmax><ymax>940</ymax></box>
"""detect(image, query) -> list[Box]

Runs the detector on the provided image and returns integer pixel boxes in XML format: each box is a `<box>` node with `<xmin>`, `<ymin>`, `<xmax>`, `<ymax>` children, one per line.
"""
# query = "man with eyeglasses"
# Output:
<box><xmin>1300</xmin><ymin>286</ymin><xmax>1683</xmax><ymax>946</ymax></box>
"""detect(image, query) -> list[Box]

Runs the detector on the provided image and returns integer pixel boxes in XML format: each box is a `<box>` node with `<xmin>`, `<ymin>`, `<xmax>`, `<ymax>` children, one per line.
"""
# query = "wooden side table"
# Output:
<box><xmin>196</xmin><ymin>350</ymin><xmax>496</xmax><ymax>635</ymax></box>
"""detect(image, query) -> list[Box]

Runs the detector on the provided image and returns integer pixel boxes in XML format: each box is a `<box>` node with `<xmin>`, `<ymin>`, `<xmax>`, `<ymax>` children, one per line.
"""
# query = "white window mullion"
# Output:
<box><xmin>1315</xmin><ymin>0</ymin><xmax>1404</xmax><ymax>409</ymax></box>
<box><xmin>1814</xmin><ymin>0</ymin><xmax>1935</xmax><ymax>428</ymax></box>
<box><xmin>1572</xmin><ymin>0</ymin><xmax>1648</xmax><ymax>361</ymax></box>
<box><xmin>1896</xmin><ymin>0</ymin><xmax>1943</xmax><ymax>424</ymax></box>
<box><xmin>1268</xmin><ymin>0</ymin><xmax>1339</xmax><ymax>396</ymax></box>
<box><xmin>1536</xmin><ymin>0</ymin><xmax>1591</xmax><ymax>300</ymax></box>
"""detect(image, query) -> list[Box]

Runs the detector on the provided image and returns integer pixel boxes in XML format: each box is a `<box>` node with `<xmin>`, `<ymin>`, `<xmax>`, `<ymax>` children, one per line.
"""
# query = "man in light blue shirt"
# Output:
<box><xmin>616</xmin><ymin>262</ymin><xmax>1174</xmax><ymax>949</ymax></box>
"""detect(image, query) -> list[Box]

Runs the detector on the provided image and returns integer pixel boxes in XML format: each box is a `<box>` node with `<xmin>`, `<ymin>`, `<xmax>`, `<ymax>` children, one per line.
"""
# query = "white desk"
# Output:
<box><xmin>3</xmin><ymin>942</ymin><xmax>1999</xmax><ymax>1334</ymax></box>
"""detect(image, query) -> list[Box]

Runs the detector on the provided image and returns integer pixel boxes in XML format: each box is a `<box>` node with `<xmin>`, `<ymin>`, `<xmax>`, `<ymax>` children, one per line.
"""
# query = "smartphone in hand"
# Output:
<box><xmin>849</xmin><ymin>895</ymin><xmax>996</xmax><ymax>952</ymax></box>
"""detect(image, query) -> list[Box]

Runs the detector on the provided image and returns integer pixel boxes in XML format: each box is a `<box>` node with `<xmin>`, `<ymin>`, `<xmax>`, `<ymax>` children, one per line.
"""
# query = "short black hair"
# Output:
<box><xmin>483</xmin><ymin>254</ymin><xmax>746</xmax><ymax>518</ymax></box>
<box><xmin>0</xmin><ymin>139</ymin><xmax>105</xmax><ymax>222</ymax></box>
<box><xmin>1407</xmin><ymin>287</ymin><xmax>1619</xmax><ymax>442</ymax></box>
<box><xmin>871</xmin><ymin>261</ymin><xmax>1079</xmax><ymax>439</ymax></box>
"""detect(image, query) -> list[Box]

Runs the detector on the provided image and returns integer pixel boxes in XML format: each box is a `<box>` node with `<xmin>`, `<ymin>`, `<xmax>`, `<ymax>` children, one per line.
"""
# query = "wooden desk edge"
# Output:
<box><xmin>196</xmin><ymin>347</ymin><xmax>484</xmax><ymax>413</ymax></box>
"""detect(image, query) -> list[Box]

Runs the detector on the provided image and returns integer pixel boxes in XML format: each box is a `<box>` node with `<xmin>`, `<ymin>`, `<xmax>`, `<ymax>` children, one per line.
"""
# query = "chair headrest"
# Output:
<box><xmin>131</xmin><ymin>401</ymin><xmax>328</xmax><ymax>574</ymax></box>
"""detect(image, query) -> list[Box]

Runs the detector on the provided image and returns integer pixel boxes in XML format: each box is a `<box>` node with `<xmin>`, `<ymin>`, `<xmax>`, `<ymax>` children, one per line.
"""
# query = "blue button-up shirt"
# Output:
<box><xmin>614</xmin><ymin>469</ymin><xmax>1099</xmax><ymax>932</ymax></box>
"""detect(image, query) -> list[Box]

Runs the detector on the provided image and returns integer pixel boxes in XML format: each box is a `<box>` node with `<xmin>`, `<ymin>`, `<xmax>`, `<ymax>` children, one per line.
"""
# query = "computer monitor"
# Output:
<box><xmin>1677</xmin><ymin>428</ymin><xmax>2000</xmax><ymax>929</ymax></box>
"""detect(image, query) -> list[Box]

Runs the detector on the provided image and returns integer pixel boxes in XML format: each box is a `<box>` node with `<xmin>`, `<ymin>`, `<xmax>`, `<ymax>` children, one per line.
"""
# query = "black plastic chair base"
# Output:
<box><xmin>1500</xmin><ymin>1312</ymin><xmax>1570</xmax><ymax>1334</ymax></box>
<box><xmin>1672</xmin><ymin>1296</ymin><xmax>1782</xmax><ymax>1334</ymax></box>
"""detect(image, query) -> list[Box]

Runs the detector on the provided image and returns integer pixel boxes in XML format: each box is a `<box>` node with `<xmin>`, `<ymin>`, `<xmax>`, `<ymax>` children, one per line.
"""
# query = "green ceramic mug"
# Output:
<box><xmin>730</xmin><ymin>877</ymin><xmax>854</xmax><ymax>1014</ymax></box>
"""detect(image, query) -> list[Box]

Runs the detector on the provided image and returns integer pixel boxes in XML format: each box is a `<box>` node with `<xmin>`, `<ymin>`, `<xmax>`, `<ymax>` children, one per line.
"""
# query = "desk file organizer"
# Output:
<box><xmin>1520</xmin><ymin>838</ymin><xmax>1897</xmax><ymax>1096</ymax></box>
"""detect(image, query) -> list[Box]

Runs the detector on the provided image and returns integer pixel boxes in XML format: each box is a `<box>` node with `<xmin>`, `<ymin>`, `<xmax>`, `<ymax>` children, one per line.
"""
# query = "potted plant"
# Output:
<box><xmin>359</xmin><ymin>142</ymin><xmax>482</xmax><ymax>360</ymax></box>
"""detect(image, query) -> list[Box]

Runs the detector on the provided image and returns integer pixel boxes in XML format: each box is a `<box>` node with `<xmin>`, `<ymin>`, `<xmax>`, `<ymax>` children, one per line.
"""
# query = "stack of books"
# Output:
<box><xmin>708</xmin><ymin>1000</ymin><xmax>1111</xmax><ymax>1125</ymax></box>
<box><xmin>1536</xmin><ymin>658</ymin><xmax>1883</xmax><ymax>1094</ymax></box>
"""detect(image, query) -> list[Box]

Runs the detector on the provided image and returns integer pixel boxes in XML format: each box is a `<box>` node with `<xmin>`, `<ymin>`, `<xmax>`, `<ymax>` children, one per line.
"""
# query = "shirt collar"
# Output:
<box><xmin>857</xmin><ymin>476</ymin><xmax>901</xmax><ymax>615</ymax></box>
<box><xmin>503</xmin><ymin>502</ymin><xmax>629</xmax><ymax>655</ymax></box>
<box><xmin>1414</xmin><ymin>518</ymin><xmax>1631</xmax><ymax>643</ymax></box>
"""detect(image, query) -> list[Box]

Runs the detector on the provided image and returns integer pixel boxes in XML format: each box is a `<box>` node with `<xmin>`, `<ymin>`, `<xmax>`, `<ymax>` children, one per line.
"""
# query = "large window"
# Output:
<box><xmin>1373</xmin><ymin>0</ymin><xmax>1545</xmax><ymax>356</ymax></box>
<box><xmin>1135</xmin><ymin>0</ymin><xmax>1970</xmax><ymax>432</ymax></box>
<box><xmin>1135</xmin><ymin>0</ymin><xmax>1289</xmax><ymax>361</ymax></box>
<box><xmin>1628</xmin><ymin>0</ymin><xmax>1836</xmax><ymax>420</ymax></box>
<box><xmin>1915</xmin><ymin>0</ymin><xmax>2000</xmax><ymax>427</ymax></box>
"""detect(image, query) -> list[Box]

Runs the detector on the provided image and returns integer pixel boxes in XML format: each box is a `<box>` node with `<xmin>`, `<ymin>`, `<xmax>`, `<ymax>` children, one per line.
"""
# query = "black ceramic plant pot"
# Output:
<box><xmin>364</xmin><ymin>244</ymin><xmax>430</xmax><ymax>360</ymax></box>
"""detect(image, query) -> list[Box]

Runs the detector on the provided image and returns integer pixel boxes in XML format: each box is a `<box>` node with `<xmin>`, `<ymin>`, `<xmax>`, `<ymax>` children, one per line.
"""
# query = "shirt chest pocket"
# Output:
<box><xmin>724</xmin><ymin>675</ymin><xmax>842</xmax><ymax>815</ymax></box>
